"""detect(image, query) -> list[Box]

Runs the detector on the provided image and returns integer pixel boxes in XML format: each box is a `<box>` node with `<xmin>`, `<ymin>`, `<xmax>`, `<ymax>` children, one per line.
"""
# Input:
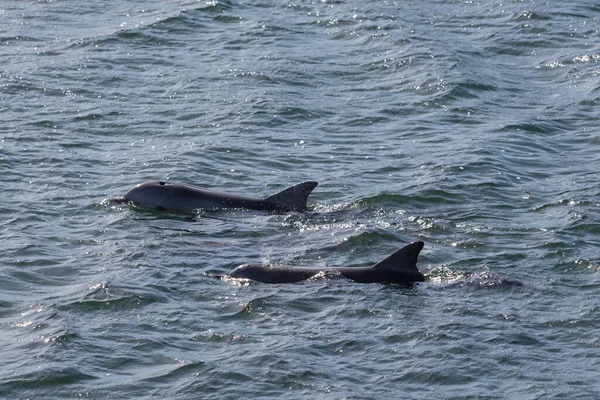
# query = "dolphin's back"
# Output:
<box><xmin>122</xmin><ymin>181</ymin><xmax>318</xmax><ymax>213</ymax></box>
<box><xmin>229</xmin><ymin>264</ymin><xmax>320</xmax><ymax>283</ymax></box>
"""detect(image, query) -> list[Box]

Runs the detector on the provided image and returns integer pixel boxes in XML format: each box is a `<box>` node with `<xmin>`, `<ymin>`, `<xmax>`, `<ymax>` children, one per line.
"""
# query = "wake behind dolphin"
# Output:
<box><xmin>228</xmin><ymin>241</ymin><xmax>426</xmax><ymax>285</ymax></box>
<box><xmin>110</xmin><ymin>180</ymin><xmax>318</xmax><ymax>213</ymax></box>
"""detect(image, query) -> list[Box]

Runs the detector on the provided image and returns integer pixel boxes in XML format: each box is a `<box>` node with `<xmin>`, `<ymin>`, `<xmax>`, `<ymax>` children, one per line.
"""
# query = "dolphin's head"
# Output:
<box><xmin>124</xmin><ymin>181</ymin><xmax>176</xmax><ymax>210</ymax></box>
<box><xmin>228</xmin><ymin>264</ymin><xmax>264</xmax><ymax>280</ymax></box>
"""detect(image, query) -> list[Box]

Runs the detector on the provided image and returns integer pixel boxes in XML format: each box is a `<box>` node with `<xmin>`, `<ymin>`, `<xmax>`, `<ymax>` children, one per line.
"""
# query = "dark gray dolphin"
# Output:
<box><xmin>228</xmin><ymin>241</ymin><xmax>425</xmax><ymax>284</ymax></box>
<box><xmin>114</xmin><ymin>180</ymin><xmax>318</xmax><ymax>213</ymax></box>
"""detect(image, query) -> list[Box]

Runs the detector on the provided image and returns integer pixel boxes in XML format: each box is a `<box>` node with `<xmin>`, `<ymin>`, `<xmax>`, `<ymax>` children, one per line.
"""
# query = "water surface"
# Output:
<box><xmin>1</xmin><ymin>0</ymin><xmax>599</xmax><ymax>398</ymax></box>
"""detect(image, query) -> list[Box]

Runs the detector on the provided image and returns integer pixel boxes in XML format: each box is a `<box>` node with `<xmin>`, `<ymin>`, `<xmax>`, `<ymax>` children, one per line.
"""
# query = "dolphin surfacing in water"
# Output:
<box><xmin>228</xmin><ymin>241</ymin><xmax>426</xmax><ymax>285</ymax></box>
<box><xmin>114</xmin><ymin>180</ymin><xmax>318</xmax><ymax>213</ymax></box>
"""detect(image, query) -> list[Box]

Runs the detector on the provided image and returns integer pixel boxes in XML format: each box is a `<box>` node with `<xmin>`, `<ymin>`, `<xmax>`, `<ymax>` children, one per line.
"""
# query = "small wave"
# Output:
<box><xmin>324</xmin><ymin>230</ymin><xmax>406</xmax><ymax>253</ymax></box>
<box><xmin>533</xmin><ymin>197</ymin><xmax>584</xmax><ymax>212</ymax></box>
<box><xmin>222</xmin><ymin>68</ymin><xmax>273</xmax><ymax>82</ymax></box>
<box><xmin>513</xmin><ymin>10</ymin><xmax>552</xmax><ymax>21</ymax></box>
<box><xmin>98</xmin><ymin>197</ymin><xmax>130</xmax><ymax>208</ymax></box>
<box><xmin>62</xmin><ymin>3</ymin><xmax>236</xmax><ymax>52</ymax></box>
<box><xmin>1</xmin><ymin>367</ymin><xmax>96</xmax><ymax>392</ymax></box>
<box><xmin>0</xmin><ymin>35</ymin><xmax>38</xmax><ymax>43</ymax></box>
<box><xmin>497</xmin><ymin>120</ymin><xmax>567</xmax><ymax>135</ymax></box>
<box><xmin>358</xmin><ymin>190</ymin><xmax>464</xmax><ymax>208</ymax></box>
<box><xmin>190</xmin><ymin>332</ymin><xmax>256</xmax><ymax>344</ymax></box>
<box><xmin>192</xmin><ymin>0</ymin><xmax>234</xmax><ymax>14</ymax></box>
<box><xmin>42</xmin><ymin>332</ymin><xmax>80</xmax><ymax>346</ymax></box>
<box><xmin>58</xmin><ymin>295</ymin><xmax>161</xmax><ymax>312</ymax></box>
<box><xmin>59</xmin><ymin>284</ymin><xmax>167</xmax><ymax>312</ymax></box>
<box><xmin>219</xmin><ymin>295</ymin><xmax>281</xmax><ymax>320</ymax></box>
<box><xmin>444</xmin><ymin>81</ymin><xmax>498</xmax><ymax>101</ymax></box>
<box><xmin>142</xmin><ymin>361</ymin><xmax>210</xmax><ymax>384</ymax></box>
<box><xmin>560</xmin><ymin>258</ymin><xmax>600</xmax><ymax>275</ymax></box>
<box><xmin>427</xmin><ymin>267</ymin><xmax>523</xmax><ymax>289</ymax></box>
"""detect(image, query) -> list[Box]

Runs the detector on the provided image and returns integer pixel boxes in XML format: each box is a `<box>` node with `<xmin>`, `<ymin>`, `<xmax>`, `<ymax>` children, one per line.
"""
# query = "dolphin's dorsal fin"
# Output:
<box><xmin>374</xmin><ymin>241</ymin><xmax>424</xmax><ymax>272</ymax></box>
<box><xmin>265</xmin><ymin>181</ymin><xmax>318</xmax><ymax>211</ymax></box>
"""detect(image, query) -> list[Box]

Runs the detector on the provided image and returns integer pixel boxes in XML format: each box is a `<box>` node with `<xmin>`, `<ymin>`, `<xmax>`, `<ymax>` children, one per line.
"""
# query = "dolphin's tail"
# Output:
<box><xmin>264</xmin><ymin>181</ymin><xmax>318</xmax><ymax>212</ymax></box>
<box><xmin>374</xmin><ymin>241</ymin><xmax>425</xmax><ymax>281</ymax></box>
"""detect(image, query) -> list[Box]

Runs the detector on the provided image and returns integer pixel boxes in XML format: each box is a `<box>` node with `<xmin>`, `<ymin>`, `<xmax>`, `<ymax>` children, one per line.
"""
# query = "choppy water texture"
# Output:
<box><xmin>1</xmin><ymin>0</ymin><xmax>599</xmax><ymax>398</ymax></box>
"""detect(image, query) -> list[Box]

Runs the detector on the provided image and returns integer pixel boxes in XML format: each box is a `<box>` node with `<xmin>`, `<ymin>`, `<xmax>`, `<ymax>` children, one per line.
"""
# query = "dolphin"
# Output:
<box><xmin>228</xmin><ymin>241</ymin><xmax>426</xmax><ymax>284</ymax></box>
<box><xmin>111</xmin><ymin>180</ymin><xmax>318</xmax><ymax>213</ymax></box>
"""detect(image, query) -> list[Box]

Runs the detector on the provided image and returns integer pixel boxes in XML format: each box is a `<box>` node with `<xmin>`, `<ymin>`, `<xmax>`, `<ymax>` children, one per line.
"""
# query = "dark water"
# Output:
<box><xmin>1</xmin><ymin>0</ymin><xmax>599</xmax><ymax>398</ymax></box>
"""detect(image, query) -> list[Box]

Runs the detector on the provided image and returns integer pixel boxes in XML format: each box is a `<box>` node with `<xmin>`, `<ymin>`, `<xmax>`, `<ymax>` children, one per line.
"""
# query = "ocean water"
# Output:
<box><xmin>1</xmin><ymin>0</ymin><xmax>599</xmax><ymax>398</ymax></box>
